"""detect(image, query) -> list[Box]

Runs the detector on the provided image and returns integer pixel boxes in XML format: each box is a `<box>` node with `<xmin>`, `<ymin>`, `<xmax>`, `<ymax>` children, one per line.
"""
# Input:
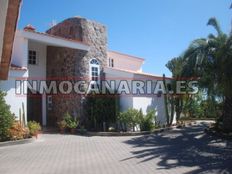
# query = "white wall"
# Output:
<box><xmin>7</xmin><ymin>35</ymin><xmax>48</xmax><ymax>125</ymax></box>
<box><xmin>11</xmin><ymin>31</ymin><xmax>28</xmax><ymax>67</ymax></box>
<box><xmin>104</xmin><ymin>67</ymin><xmax>174</xmax><ymax>125</ymax></box>
<box><xmin>27</xmin><ymin>40</ymin><xmax>47</xmax><ymax>126</ymax></box>
<box><xmin>0</xmin><ymin>69</ymin><xmax>28</xmax><ymax>120</ymax></box>
<box><xmin>28</xmin><ymin>40</ymin><xmax>47</xmax><ymax>78</ymax></box>
<box><xmin>107</xmin><ymin>51</ymin><xmax>144</xmax><ymax>72</ymax></box>
<box><xmin>132</xmin><ymin>96</ymin><xmax>167</xmax><ymax>125</ymax></box>
<box><xmin>0</xmin><ymin>30</ymin><xmax>28</xmax><ymax>121</ymax></box>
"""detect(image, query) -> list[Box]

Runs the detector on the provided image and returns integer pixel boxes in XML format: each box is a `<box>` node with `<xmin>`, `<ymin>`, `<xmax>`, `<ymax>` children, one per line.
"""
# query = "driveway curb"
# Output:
<box><xmin>0</xmin><ymin>138</ymin><xmax>35</xmax><ymax>147</ymax></box>
<box><xmin>86</xmin><ymin>127</ymin><xmax>172</xmax><ymax>136</ymax></box>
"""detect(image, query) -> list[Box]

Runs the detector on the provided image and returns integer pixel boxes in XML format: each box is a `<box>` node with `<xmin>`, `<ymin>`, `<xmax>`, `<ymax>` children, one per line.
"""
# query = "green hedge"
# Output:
<box><xmin>0</xmin><ymin>92</ymin><xmax>14</xmax><ymax>141</ymax></box>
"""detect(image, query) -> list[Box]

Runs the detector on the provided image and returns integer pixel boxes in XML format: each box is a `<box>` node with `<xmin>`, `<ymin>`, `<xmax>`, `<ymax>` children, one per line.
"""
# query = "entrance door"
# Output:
<box><xmin>27</xmin><ymin>89</ymin><xmax>42</xmax><ymax>125</ymax></box>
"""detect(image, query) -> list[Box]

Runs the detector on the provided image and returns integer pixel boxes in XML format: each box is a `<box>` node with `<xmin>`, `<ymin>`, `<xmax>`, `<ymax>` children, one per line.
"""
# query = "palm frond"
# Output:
<box><xmin>208</xmin><ymin>33</ymin><xmax>216</xmax><ymax>40</ymax></box>
<box><xmin>207</xmin><ymin>17</ymin><xmax>223</xmax><ymax>36</ymax></box>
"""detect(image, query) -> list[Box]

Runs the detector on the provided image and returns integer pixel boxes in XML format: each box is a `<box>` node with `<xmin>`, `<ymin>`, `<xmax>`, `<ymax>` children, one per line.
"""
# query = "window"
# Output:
<box><xmin>69</xmin><ymin>26</ymin><xmax>74</xmax><ymax>35</ymax></box>
<box><xmin>108</xmin><ymin>58</ymin><xmax>114</xmax><ymax>67</ymax></box>
<box><xmin>28</xmin><ymin>50</ymin><xmax>37</xmax><ymax>65</ymax></box>
<box><xmin>91</xmin><ymin>66</ymin><xmax>99</xmax><ymax>81</ymax></box>
<box><xmin>89</xmin><ymin>58</ymin><xmax>100</xmax><ymax>84</ymax></box>
<box><xmin>47</xmin><ymin>96</ymin><xmax>52</xmax><ymax>110</ymax></box>
<box><xmin>90</xmin><ymin>59</ymin><xmax>100</xmax><ymax>65</ymax></box>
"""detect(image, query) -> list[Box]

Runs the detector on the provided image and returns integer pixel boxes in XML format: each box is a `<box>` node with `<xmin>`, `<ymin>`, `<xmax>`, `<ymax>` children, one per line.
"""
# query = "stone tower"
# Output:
<box><xmin>46</xmin><ymin>17</ymin><xmax>107</xmax><ymax>126</ymax></box>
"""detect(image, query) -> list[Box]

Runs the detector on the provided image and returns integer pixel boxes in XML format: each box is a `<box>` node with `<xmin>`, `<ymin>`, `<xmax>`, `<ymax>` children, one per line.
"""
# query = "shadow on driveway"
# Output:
<box><xmin>123</xmin><ymin>123</ymin><xmax>232</xmax><ymax>174</ymax></box>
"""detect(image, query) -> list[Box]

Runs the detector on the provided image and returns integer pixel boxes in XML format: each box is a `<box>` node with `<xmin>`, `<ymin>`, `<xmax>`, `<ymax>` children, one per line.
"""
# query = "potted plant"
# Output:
<box><xmin>57</xmin><ymin>120</ymin><xmax>66</xmax><ymax>134</ymax></box>
<box><xmin>64</xmin><ymin>112</ymin><xmax>79</xmax><ymax>134</ymax></box>
<box><xmin>27</xmin><ymin>121</ymin><xmax>41</xmax><ymax>139</ymax></box>
<box><xmin>68</xmin><ymin>120</ymin><xmax>78</xmax><ymax>134</ymax></box>
<box><xmin>79</xmin><ymin>126</ymin><xmax>87</xmax><ymax>135</ymax></box>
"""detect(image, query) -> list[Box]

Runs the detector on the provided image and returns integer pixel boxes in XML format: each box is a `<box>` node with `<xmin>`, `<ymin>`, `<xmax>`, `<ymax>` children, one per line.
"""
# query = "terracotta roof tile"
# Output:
<box><xmin>10</xmin><ymin>64</ymin><xmax>27</xmax><ymax>71</ymax></box>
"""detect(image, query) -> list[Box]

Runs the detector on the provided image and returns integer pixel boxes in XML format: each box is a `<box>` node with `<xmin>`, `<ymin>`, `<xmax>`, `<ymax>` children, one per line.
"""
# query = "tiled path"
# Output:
<box><xmin>0</xmin><ymin>122</ymin><xmax>231</xmax><ymax>174</ymax></box>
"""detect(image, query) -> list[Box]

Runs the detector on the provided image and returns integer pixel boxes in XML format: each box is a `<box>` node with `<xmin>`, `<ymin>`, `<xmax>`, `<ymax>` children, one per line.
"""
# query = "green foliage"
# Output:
<box><xmin>140</xmin><ymin>109</ymin><xmax>157</xmax><ymax>131</ymax></box>
<box><xmin>166</xmin><ymin>57</ymin><xmax>185</xmax><ymax>122</ymax></box>
<box><xmin>118</xmin><ymin>108</ymin><xmax>157</xmax><ymax>132</ymax></box>
<box><xmin>79</xmin><ymin>126</ymin><xmax>87</xmax><ymax>135</ymax></box>
<box><xmin>57</xmin><ymin>120</ymin><xmax>67</xmax><ymax>129</ymax></box>
<box><xmin>19</xmin><ymin>102</ymin><xmax>26</xmax><ymax>128</ymax></box>
<box><xmin>0</xmin><ymin>91</ymin><xmax>14</xmax><ymax>141</ymax></box>
<box><xmin>84</xmin><ymin>94</ymin><xmax>119</xmax><ymax>131</ymax></box>
<box><xmin>118</xmin><ymin>108</ymin><xmax>142</xmax><ymax>131</ymax></box>
<box><xmin>64</xmin><ymin>112</ymin><xmax>78</xmax><ymax>129</ymax></box>
<box><xmin>9</xmin><ymin>121</ymin><xmax>29</xmax><ymax>140</ymax></box>
<box><xmin>68</xmin><ymin>120</ymin><xmax>78</xmax><ymax>129</ymax></box>
<box><xmin>27</xmin><ymin>121</ymin><xmax>41</xmax><ymax>136</ymax></box>
<box><xmin>163</xmin><ymin>74</ymin><xmax>175</xmax><ymax>126</ymax></box>
<box><xmin>182</xmin><ymin>17</ymin><xmax>232</xmax><ymax>131</ymax></box>
<box><xmin>166</xmin><ymin>17</ymin><xmax>232</xmax><ymax>131</ymax></box>
<box><xmin>22</xmin><ymin>102</ymin><xmax>26</xmax><ymax>127</ymax></box>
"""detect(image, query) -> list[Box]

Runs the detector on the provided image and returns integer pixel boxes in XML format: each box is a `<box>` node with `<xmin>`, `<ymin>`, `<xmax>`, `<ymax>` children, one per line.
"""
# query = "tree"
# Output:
<box><xmin>163</xmin><ymin>74</ymin><xmax>175</xmax><ymax>126</ymax></box>
<box><xmin>0</xmin><ymin>91</ymin><xmax>14</xmax><ymax>141</ymax></box>
<box><xmin>165</xmin><ymin>57</ymin><xmax>185</xmax><ymax>122</ymax></box>
<box><xmin>182</xmin><ymin>17</ymin><xmax>232</xmax><ymax>132</ymax></box>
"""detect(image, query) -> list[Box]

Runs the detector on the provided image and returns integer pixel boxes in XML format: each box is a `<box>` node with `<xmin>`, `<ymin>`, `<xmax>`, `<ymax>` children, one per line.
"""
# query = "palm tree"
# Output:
<box><xmin>183</xmin><ymin>17</ymin><xmax>232</xmax><ymax>132</ymax></box>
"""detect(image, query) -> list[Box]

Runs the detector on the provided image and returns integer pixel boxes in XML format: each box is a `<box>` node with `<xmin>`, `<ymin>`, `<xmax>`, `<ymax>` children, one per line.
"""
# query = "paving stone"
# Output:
<box><xmin>0</xmin><ymin>123</ymin><xmax>231</xmax><ymax>174</ymax></box>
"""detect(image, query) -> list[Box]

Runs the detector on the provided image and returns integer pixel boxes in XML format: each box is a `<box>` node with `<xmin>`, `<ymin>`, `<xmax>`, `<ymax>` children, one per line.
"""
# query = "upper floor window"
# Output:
<box><xmin>90</xmin><ymin>58</ymin><xmax>100</xmax><ymax>65</ymax></box>
<box><xmin>108</xmin><ymin>58</ymin><xmax>114</xmax><ymax>67</ymax></box>
<box><xmin>89</xmin><ymin>58</ymin><xmax>100</xmax><ymax>83</ymax></box>
<box><xmin>28</xmin><ymin>50</ymin><xmax>37</xmax><ymax>65</ymax></box>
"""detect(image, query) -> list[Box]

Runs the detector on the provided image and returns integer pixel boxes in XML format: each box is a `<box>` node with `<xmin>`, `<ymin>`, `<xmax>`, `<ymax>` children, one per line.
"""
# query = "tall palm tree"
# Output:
<box><xmin>183</xmin><ymin>17</ymin><xmax>232</xmax><ymax>132</ymax></box>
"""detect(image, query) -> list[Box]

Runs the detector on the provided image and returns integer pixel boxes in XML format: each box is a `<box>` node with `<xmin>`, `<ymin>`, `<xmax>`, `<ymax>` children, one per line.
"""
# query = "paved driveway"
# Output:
<box><xmin>0</xmin><ymin>122</ymin><xmax>231</xmax><ymax>174</ymax></box>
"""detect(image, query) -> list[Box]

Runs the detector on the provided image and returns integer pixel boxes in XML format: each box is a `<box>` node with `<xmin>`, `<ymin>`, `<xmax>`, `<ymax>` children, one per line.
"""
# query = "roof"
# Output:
<box><xmin>0</xmin><ymin>0</ymin><xmax>22</xmax><ymax>80</ymax></box>
<box><xmin>105</xmin><ymin>67</ymin><xmax>172</xmax><ymax>80</ymax></box>
<box><xmin>108</xmin><ymin>50</ymin><xmax>145</xmax><ymax>62</ymax></box>
<box><xmin>10</xmin><ymin>64</ymin><xmax>27</xmax><ymax>71</ymax></box>
<box><xmin>20</xmin><ymin>30</ymin><xmax>90</xmax><ymax>51</ymax></box>
<box><xmin>24</xmin><ymin>29</ymin><xmax>89</xmax><ymax>46</ymax></box>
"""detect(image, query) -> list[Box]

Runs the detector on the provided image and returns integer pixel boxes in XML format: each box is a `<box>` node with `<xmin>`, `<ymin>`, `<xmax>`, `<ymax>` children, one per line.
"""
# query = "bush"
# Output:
<box><xmin>0</xmin><ymin>92</ymin><xmax>14</xmax><ymax>141</ymax></box>
<box><xmin>27</xmin><ymin>121</ymin><xmax>41</xmax><ymax>136</ymax></box>
<box><xmin>64</xmin><ymin>112</ymin><xmax>78</xmax><ymax>129</ymax></box>
<box><xmin>140</xmin><ymin>110</ymin><xmax>156</xmax><ymax>131</ymax></box>
<box><xmin>84</xmin><ymin>93</ymin><xmax>119</xmax><ymax>131</ymax></box>
<box><xmin>118</xmin><ymin>108</ymin><xmax>142</xmax><ymax>132</ymax></box>
<box><xmin>68</xmin><ymin>120</ymin><xmax>78</xmax><ymax>129</ymax></box>
<box><xmin>118</xmin><ymin>108</ymin><xmax>157</xmax><ymax>132</ymax></box>
<box><xmin>57</xmin><ymin>120</ymin><xmax>67</xmax><ymax>129</ymax></box>
<box><xmin>9</xmin><ymin>121</ymin><xmax>29</xmax><ymax>140</ymax></box>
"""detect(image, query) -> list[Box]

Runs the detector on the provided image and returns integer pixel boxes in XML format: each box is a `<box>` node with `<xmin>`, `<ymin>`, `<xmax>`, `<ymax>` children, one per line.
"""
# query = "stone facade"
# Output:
<box><xmin>47</xmin><ymin>17</ymin><xmax>107</xmax><ymax>77</ymax></box>
<box><xmin>46</xmin><ymin>17</ymin><xmax>108</xmax><ymax>126</ymax></box>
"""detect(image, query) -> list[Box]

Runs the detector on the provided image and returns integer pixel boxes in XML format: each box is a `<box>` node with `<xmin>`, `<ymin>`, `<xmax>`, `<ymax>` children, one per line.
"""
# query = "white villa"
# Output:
<box><xmin>0</xmin><ymin>1</ymin><xmax>173</xmax><ymax>127</ymax></box>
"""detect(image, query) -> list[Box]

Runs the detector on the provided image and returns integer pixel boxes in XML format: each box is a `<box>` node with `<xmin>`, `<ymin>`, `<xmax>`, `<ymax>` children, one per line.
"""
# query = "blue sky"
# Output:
<box><xmin>18</xmin><ymin>0</ymin><xmax>231</xmax><ymax>76</ymax></box>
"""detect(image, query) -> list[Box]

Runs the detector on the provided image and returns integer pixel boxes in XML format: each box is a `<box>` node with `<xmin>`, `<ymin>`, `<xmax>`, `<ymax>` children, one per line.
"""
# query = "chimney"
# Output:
<box><xmin>24</xmin><ymin>24</ymin><xmax>36</xmax><ymax>32</ymax></box>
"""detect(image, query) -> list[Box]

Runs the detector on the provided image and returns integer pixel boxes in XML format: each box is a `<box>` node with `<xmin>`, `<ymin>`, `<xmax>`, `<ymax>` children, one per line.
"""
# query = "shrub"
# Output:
<box><xmin>27</xmin><ymin>121</ymin><xmax>41</xmax><ymax>136</ymax></box>
<box><xmin>9</xmin><ymin>121</ymin><xmax>29</xmax><ymax>140</ymax></box>
<box><xmin>79</xmin><ymin>126</ymin><xmax>87</xmax><ymax>135</ymax></box>
<box><xmin>118</xmin><ymin>108</ymin><xmax>142</xmax><ymax>132</ymax></box>
<box><xmin>84</xmin><ymin>93</ymin><xmax>119</xmax><ymax>131</ymax></box>
<box><xmin>68</xmin><ymin>120</ymin><xmax>78</xmax><ymax>129</ymax></box>
<box><xmin>57</xmin><ymin>120</ymin><xmax>67</xmax><ymax>129</ymax></box>
<box><xmin>64</xmin><ymin>112</ymin><xmax>79</xmax><ymax>129</ymax></box>
<box><xmin>140</xmin><ymin>110</ymin><xmax>156</xmax><ymax>131</ymax></box>
<box><xmin>0</xmin><ymin>91</ymin><xmax>14</xmax><ymax>141</ymax></box>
